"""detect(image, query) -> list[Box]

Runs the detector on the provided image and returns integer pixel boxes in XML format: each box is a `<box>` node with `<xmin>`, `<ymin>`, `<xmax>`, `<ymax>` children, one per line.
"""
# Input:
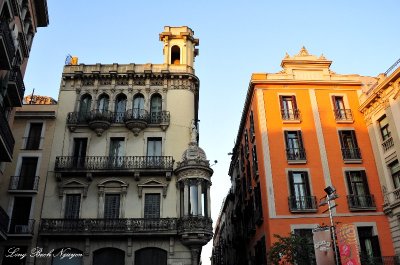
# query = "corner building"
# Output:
<box><xmin>38</xmin><ymin>26</ymin><xmax>213</xmax><ymax>265</ymax></box>
<box><xmin>215</xmin><ymin>48</ymin><xmax>395</xmax><ymax>264</ymax></box>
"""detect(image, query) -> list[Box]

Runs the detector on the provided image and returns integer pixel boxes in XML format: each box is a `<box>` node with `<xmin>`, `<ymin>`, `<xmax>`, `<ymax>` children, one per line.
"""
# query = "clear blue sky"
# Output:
<box><xmin>25</xmin><ymin>0</ymin><xmax>400</xmax><ymax>263</ymax></box>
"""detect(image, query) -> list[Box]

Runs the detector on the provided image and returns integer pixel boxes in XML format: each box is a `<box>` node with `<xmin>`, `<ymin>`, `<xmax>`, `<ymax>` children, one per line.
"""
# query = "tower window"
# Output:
<box><xmin>171</xmin><ymin>45</ymin><xmax>181</xmax><ymax>65</ymax></box>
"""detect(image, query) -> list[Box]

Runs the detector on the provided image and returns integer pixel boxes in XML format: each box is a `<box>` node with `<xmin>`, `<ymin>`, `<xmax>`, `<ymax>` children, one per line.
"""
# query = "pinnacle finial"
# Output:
<box><xmin>298</xmin><ymin>46</ymin><xmax>309</xmax><ymax>56</ymax></box>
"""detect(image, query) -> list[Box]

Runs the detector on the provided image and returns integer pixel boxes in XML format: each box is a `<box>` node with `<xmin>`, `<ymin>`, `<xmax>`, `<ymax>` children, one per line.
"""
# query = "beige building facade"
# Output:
<box><xmin>37</xmin><ymin>26</ymin><xmax>213</xmax><ymax>265</ymax></box>
<box><xmin>359</xmin><ymin>58</ymin><xmax>400</xmax><ymax>255</ymax></box>
<box><xmin>0</xmin><ymin>95</ymin><xmax>57</xmax><ymax>265</ymax></box>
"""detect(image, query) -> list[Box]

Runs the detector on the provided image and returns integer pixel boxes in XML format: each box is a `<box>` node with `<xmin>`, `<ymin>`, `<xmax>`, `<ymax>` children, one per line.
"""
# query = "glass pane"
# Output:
<box><xmin>65</xmin><ymin>194</ymin><xmax>80</xmax><ymax>219</ymax></box>
<box><xmin>189</xmin><ymin>185</ymin><xmax>198</xmax><ymax>215</ymax></box>
<box><xmin>133</xmin><ymin>95</ymin><xmax>144</xmax><ymax>109</ymax></box>
<box><xmin>144</xmin><ymin>194</ymin><xmax>160</xmax><ymax>219</ymax></box>
<box><xmin>104</xmin><ymin>194</ymin><xmax>120</xmax><ymax>219</ymax></box>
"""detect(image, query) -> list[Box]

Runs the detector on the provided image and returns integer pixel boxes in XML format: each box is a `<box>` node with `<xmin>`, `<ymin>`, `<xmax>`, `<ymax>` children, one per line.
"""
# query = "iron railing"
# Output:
<box><xmin>23</xmin><ymin>136</ymin><xmax>43</xmax><ymax>150</ymax></box>
<box><xmin>67</xmin><ymin>110</ymin><xmax>170</xmax><ymax>125</ymax></box>
<box><xmin>9</xmin><ymin>176</ymin><xmax>39</xmax><ymax>191</ymax></box>
<box><xmin>0</xmin><ymin>113</ymin><xmax>15</xmax><ymax>161</ymax></box>
<box><xmin>40</xmin><ymin>218</ymin><xmax>178</xmax><ymax>233</ymax></box>
<box><xmin>382</xmin><ymin>137</ymin><xmax>394</xmax><ymax>152</ymax></box>
<box><xmin>288</xmin><ymin>196</ymin><xmax>318</xmax><ymax>212</ymax></box>
<box><xmin>8</xmin><ymin>219</ymin><xmax>35</xmax><ymax>234</ymax></box>
<box><xmin>341</xmin><ymin>147</ymin><xmax>362</xmax><ymax>160</ymax></box>
<box><xmin>55</xmin><ymin>156</ymin><xmax>174</xmax><ymax>171</ymax></box>
<box><xmin>281</xmin><ymin>109</ymin><xmax>301</xmax><ymax>121</ymax></box>
<box><xmin>0</xmin><ymin>21</ymin><xmax>16</xmax><ymax>69</ymax></box>
<box><xmin>7</xmin><ymin>66</ymin><xmax>25</xmax><ymax>106</ymax></box>
<box><xmin>334</xmin><ymin>109</ymin><xmax>353</xmax><ymax>121</ymax></box>
<box><xmin>286</xmin><ymin>148</ymin><xmax>306</xmax><ymax>161</ymax></box>
<box><xmin>0</xmin><ymin>206</ymin><xmax>9</xmax><ymax>236</ymax></box>
<box><xmin>366</xmin><ymin>58</ymin><xmax>400</xmax><ymax>95</ymax></box>
<box><xmin>347</xmin><ymin>194</ymin><xmax>376</xmax><ymax>210</ymax></box>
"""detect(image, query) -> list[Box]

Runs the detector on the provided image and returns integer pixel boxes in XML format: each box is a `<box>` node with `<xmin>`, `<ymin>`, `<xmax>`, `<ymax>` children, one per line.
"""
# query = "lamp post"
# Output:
<box><xmin>320</xmin><ymin>186</ymin><xmax>340</xmax><ymax>265</ymax></box>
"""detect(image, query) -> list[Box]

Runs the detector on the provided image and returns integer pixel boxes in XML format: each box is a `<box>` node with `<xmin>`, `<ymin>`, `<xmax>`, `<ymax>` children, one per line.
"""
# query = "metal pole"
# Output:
<box><xmin>327</xmin><ymin>195</ymin><xmax>339</xmax><ymax>265</ymax></box>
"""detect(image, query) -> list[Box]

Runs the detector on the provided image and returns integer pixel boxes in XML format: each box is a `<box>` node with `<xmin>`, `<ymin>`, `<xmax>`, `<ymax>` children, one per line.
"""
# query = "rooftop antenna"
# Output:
<box><xmin>30</xmin><ymin>88</ymin><xmax>35</xmax><ymax>104</ymax></box>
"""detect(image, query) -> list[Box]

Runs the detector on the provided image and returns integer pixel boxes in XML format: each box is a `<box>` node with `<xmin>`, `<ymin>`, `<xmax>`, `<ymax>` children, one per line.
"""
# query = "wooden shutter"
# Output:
<box><xmin>360</xmin><ymin>170</ymin><xmax>371</xmax><ymax>194</ymax></box>
<box><xmin>144</xmin><ymin>193</ymin><xmax>161</xmax><ymax>219</ymax></box>
<box><xmin>297</xmin><ymin>130</ymin><xmax>304</xmax><ymax>148</ymax></box>
<box><xmin>350</xmin><ymin>130</ymin><xmax>359</xmax><ymax>147</ymax></box>
<box><xmin>291</xmin><ymin>95</ymin><xmax>297</xmax><ymax>109</ymax></box>
<box><xmin>104</xmin><ymin>194</ymin><xmax>120</xmax><ymax>219</ymax></box>
<box><xmin>288</xmin><ymin>170</ymin><xmax>295</xmax><ymax>196</ymax></box>
<box><xmin>303</xmin><ymin>172</ymin><xmax>311</xmax><ymax>196</ymax></box>
<box><xmin>65</xmin><ymin>194</ymin><xmax>81</xmax><ymax>219</ymax></box>
<box><xmin>345</xmin><ymin>171</ymin><xmax>353</xmax><ymax>194</ymax></box>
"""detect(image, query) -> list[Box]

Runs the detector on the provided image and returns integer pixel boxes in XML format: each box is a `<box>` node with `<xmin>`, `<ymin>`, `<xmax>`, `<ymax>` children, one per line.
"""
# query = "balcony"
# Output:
<box><xmin>39</xmin><ymin>218</ymin><xmax>178</xmax><ymax>236</ymax></box>
<box><xmin>0</xmin><ymin>113</ymin><xmax>15</xmax><ymax>162</ymax></box>
<box><xmin>177</xmin><ymin>216</ymin><xmax>213</xmax><ymax>246</ymax></box>
<box><xmin>23</xmin><ymin>136</ymin><xmax>43</xmax><ymax>150</ymax></box>
<box><xmin>0</xmin><ymin>21</ymin><xmax>16</xmax><ymax>70</ymax></box>
<box><xmin>341</xmin><ymin>147</ymin><xmax>362</xmax><ymax>162</ymax></box>
<box><xmin>66</xmin><ymin>110</ymin><xmax>171</xmax><ymax>135</ymax></box>
<box><xmin>382</xmin><ymin>137</ymin><xmax>394</xmax><ymax>152</ymax></box>
<box><xmin>281</xmin><ymin>109</ymin><xmax>301</xmax><ymax>122</ymax></box>
<box><xmin>8</xmin><ymin>219</ymin><xmax>35</xmax><ymax>235</ymax></box>
<box><xmin>55</xmin><ymin>156</ymin><xmax>174</xmax><ymax>179</ymax></box>
<box><xmin>124</xmin><ymin>108</ymin><xmax>149</xmax><ymax>135</ymax></box>
<box><xmin>286</xmin><ymin>148</ymin><xmax>306</xmax><ymax>163</ymax></box>
<box><xmin>347</xmin><ymin>194</ymin><xmax>376</xmax><ymax>211</ymax></box>
<box><xmin>7</xmin><ymin>66</ymin><xmax>25</xmax><ymax>107</ymax></box>
<box><xmin>383</xmin><ymin>187</ymin><xmax>400</xmax><ymax>215</ymax></box>
<box><xmin>8</xmin><ymin>176</ymin><xmax>39</xmax><ymax>192</ymax></box>
<box><xmin>334</xmin><ymin>109</ymin><xmax>353</xmax><ymax>122</ymax></box>
<box><xmin>0</xmin><ymin>206</ymin><xmax>9</xmax><ymax>240</ymax></box>
<box><xmin>288</xmin><ymin>196</ymin><xmax>318</xmax><ymax>212</ymax></box>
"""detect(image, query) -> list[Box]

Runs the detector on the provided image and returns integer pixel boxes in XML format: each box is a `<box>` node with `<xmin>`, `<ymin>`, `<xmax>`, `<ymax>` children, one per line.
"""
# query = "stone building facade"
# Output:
<box><xmin>37</xmin><ymin>26</ymin><xmax>213</xmax><ymax>265</ymax></box>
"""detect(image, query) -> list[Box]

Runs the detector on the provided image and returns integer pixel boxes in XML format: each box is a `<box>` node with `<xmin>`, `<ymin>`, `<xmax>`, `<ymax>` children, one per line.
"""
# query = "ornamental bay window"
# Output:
<box><xmin>181</xmin><ymin>179</ymin><xmax>210</xmax><ymax>217</ymax></box>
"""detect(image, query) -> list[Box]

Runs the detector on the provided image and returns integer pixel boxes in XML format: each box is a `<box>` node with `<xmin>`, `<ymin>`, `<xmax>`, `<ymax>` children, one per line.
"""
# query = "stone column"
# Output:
<box><xmin>183</xmin><ymin>180</ymin><xmax>189</xmax><ymax>216</ymax></box>
<box><xmin>197</xmin><ymin>179</ymin><xmax>202</xmax><ymax>216</ymax></box>
<box><xmin>207</xmin><ymin>182</ymin><xmax>211</xmax><ymax>218</ymax></box>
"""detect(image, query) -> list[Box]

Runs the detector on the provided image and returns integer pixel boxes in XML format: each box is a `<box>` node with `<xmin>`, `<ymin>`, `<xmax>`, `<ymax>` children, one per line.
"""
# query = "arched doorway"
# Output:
<box><xmin>93</xmin><ymin>248</ymin><xmax>125</xmax><ymax>265</ymax></box>
<box><xmin>135</xmin><ymin>247</ymin><xmax>167</xmax><ymax>265</ymax></box>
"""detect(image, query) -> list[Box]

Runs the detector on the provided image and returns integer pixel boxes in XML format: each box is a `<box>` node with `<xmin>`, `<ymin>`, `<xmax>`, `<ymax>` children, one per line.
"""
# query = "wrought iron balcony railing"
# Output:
<box><xmin>347</xmin><ymin>194</ymin><xmax>376</xmax><ymax>210</ymax></box>
<box><xmin>341</xmin><ymin>147</ymin><xmax>362</xmax><ymax>160</ymax></box>
<box><xmin>0</xmin><ymin>206</ymin><xmax>9</xmax><ymax>237</ymax></box>
<box><xmin>40</xmin><ymin>218</ymin><xmax>178</xmax><ymax>234</ymax></box>
<box><xmin>281</xmin><ymin>109</ymin><xmax>301</xmax><ymax>121</ymax></box>
<box><xmin>9</xmin><ymin>176</ymin><xmax>39</xmax><ymax>191</ymax></box>
<box><xmin>334</xmin><ymin>109</ymin><xmax>353</xmax><ymax>121</ymax></box>
<box><xmin>382</xmin><ymin>137</ymin><xmax>394</xmax><ymax>152</ymax></box>
<box><xmin>8</xmin><ymin>219</ymin><xmax>35</xmax><ymax>234</ymax></box>
<box><xmin>286</xmin><ymin>148</ymin><xmax>306</xmax><ymax>161</ymax></box>
<box><xmin>0</xmin><ymin>113</ymin><xmax>15</xmax><ymax>162</ymax></box>
<box><xmin>8</xmin><ymin>66</ymin><xmax>25</xmax><ymax>106</ymax></box>
<box><xmin>124</xmin><ymin>108</ymin><xmax>149</xmax><ymax>122</ymax></box>
<box><xmin>87</xmin><ymin>109</ymin><xmax>113</xmax><ymax>123</ymax></box>
<box><xmin>288</xmin><ymin>196</ymin><xmax>318</xmax><ymax>212</ymax></box>
<box><xmin>0</xmin><ymin>21</ymin><xmax>16</xmax><ymax>70</ymax></box>
<box><xmin>149</xmin><ymin>111</ymin><xmax>170</xmax><ymax>125</ymax></box>
<box><xmin>55</xmin><ymin>156</ymin><xmax>174</xmax><ymax>172</ymax></box>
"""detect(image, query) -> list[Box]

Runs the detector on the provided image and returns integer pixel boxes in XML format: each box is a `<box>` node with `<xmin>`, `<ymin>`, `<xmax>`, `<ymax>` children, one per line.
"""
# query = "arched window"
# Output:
<box><xmin>150</xmin><ymin>94</ymin><xmax>162</xmax><ymax>123</ymax></box>
<box><xmin>114</xmin><ymin>94</ymin><xmax>127</xmax><ymax>123</ymax></box>
<box><xmin>133</xmin><ymin>94</ymin><xmax>145</xmax><ymax>110</ymax></box>
<box><xmin>171</xmin><ymin>45</ymin><xmax>180</xmax><ymax>65</ymax></box>
<box><xmin>52</xmin><ymin>248</ymin><xmax>83</xmax><ymax>265</ymax></box>
<box><xmin>97</xmin><ymin>94</ymin><xmax>109</xmax><ymax>113</ymax></box>
<box><xmin>135</xmin><ymin>247</ymin><xmax>167</xmax><ymax>265</ymax></box>
<box><xmin>79</xmin><ymin>94</ymin><xmax>92</xmax><ymax>121</ymax></box>
<box><xmin>93</xmin><ymin>248</ymin><xmax>125</xmax><ymax>265</ymax></box>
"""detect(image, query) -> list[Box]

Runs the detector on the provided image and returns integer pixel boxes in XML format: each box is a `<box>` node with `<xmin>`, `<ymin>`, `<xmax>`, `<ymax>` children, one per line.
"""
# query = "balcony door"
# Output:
<box><xmin>73</xmin><ymin>138</ymin><xmax>87</xmax><ymax>168</ymax></box>
<box><xmin>346</xmin><ymin>171</ymin><xmax>371</xmax><ymax>207</ymax></box>
<box><xmin>150</xmin><ymin>94</ymin><xmax>162</xmax><ymax>123</ymax></box>
<box><xmin>280</xmin><ymin>95</ymin><xmax>297</xmax><ymax>120</ymax></box>
<box><xmin>109</xmin><ymin>138</ymin><xmax>125</xmax><ymax>168</ymax></box>
<box><xmin>18</xmin><ymin>157</ymin><xmax>38</xmax><ymax>190</ymax></box>
<box><xmin>289</xmin><ymin>171</ymin><xmax>311</xmax><ymax>209</ymax></box>
<box><xmin>10</xmin><ymin>197</ymin><xmax>32</xmax><ymax>234</ymax></box>
<box><xmin>147</xmin><ymin>137</ymin><xmax>162</xmax><ymax>167</ymax></box>
<box><xmin>357</xmin><ymin>227</ymin><xmax>382</xmax><ymax>260</ymax></box>
<box><xmin>144</xmin><ymin>193</ymin><xmax>160</xmax><ymax>219</ymax></box>
<box><xmin>25</xmin><ymin>123</ymin><xmax>42</xmax><ymax>150</ymax></box>
<box><xmin>78</xmin><ymin>94</ymin><xmax>91</xmax><ymax>122</ymax></box>
<box><xmin>114</xmin><ymin>94</ymin><xmax>127</xmax><ymax>123</ymax></box>
<box><xmin>135</xmin><ymin>248</ymin><xmax>167</xmax><ymax>265</ymax></box>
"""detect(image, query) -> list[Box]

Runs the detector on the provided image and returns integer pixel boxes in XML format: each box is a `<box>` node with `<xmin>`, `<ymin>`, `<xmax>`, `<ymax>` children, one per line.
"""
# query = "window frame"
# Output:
<box><xmin>284</xmin><ymin>130</ymin><xmax>306</xmax><ymax>163</ymax></box>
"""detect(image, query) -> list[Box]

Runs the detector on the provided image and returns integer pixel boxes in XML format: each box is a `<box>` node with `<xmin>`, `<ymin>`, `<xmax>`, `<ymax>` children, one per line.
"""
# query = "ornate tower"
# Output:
<box><xmin>175</xmin><ymin>124</ymin><xmax>213</xmax><ymax>265</ymax></box>
<box><xmin>159</xmin><ymin>26</ymin><xmax>199</xmax><ymax>67</ymax></box>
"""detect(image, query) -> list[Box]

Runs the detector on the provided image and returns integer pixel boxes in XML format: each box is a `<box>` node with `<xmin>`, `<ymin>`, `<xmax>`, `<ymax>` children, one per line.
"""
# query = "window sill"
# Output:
<box><xmin>343</xmin><ymin>159</ymin><xmax>362</xmax><ymax>164</ymax></box>
<box><xmin>348</xmin><ymin>207</ymin><xmax>376</xmax><ymax>212</ymax></box>
<box><xmin>282</xmin><ymin>120</ymin><xmax>301</xmax><ymax>124</ymax></box>
<box><xmin>335</xmin><ymin>119</ymin><xmax>354</xmax><ymax>124</ymax></box>
<box><xmin>287</xmin><ymin>159</ymin><xmax>307</xmax><ymax>164</ymax></box>
<box><xmin>289</xmin><ymin>208</ymin><xmax>318</xmax><ymax>213</ymax></box>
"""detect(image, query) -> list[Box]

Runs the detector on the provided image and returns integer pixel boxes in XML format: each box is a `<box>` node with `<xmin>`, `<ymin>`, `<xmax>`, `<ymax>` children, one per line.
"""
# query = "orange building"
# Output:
<box><xmin>214</xmin><ymin>48</ymin><xmax>396</xmax><ymax>264</ymax></box>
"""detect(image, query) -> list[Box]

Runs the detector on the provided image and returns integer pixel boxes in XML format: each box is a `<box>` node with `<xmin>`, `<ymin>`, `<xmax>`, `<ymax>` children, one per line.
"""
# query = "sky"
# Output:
<box><xmin>24</xmin><ymin>0</ymin><xmax>400</xmax><ymax>263</ymax></box>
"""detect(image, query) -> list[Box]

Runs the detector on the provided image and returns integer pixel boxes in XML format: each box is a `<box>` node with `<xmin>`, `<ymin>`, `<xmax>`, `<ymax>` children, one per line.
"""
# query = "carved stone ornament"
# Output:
<box><xmin>137</xmin><ymin>179</ymin><xmax>169</xmax><ymax>198</ymax></box>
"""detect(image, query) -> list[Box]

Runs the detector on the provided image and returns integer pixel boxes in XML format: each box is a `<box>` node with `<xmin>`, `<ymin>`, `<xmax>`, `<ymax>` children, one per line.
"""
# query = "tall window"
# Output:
<box><xmin>244</xmin><ymin>129</ymin><xmax>249</xmax><ymax>157</ymax></box>
<box><xmin>358</xmin><ymin>227</ymin><xmax>382</xmax><ymax>260</ymax></box>
<box><xmin>346</xmin><ymin>171</ymin><xmax>374</xmax><ymax>209</ymax></box>
<box><xmin>389</xmin><ymin>160</ymin><xmax>400</xmax><ymax>189</ymax></box>
<box><xmin>73</xmin><ymin>138</ymin><xmax>87</xmax><ymax>168</ymax></box>
<box><xmin>333</xmin><ymin>95</ymin><xmax>352</xmax><ymax>120</ymax></box>
<box><xmin>104</xmin><ymin>194</ymin><xmax>120</xmax><ymax>219</ymax></box>
<box><xmin>378</xmin><ymin>115</ymin><xmax>391</xmax><ymax>141</ymax></box>
<box><xmin>10</xmin><ymin>197</ymin><xmax>32</xmax><ymax>234</ymax></box>
<box><xmin>109</xmin><ymin>138</ymin><xmax>125</xmax><ymax>167</ymax></box>
<box><xmin>288</xmin><ymin>171</ymin><xmax>314</xmax><ymax>210</ymax></box>
<box><xmin>339</xmin><ymin>130</ymin><xmax>361</xmax><ymax>160</ymax></box>
<box><xmin>252</xmin><ymin>145</ymin><xmax>258</xmax><ymax>178</ymax></box>
<box><xmin>97</xmin><ymin>94</ymin><xmax>109</xmax><ymax>113</ymax></box>
<box><xmin>19</xmin><ymin>157</ymin><xmax>38</xmax><ymax>190</ymax></box>
<box><xmin>144</xmin><ymin>193</ymin><xmax>160</xmax><ymax>218</ymax></box>
<box><xmin>64</xmin><ymin>194</ymin><xmax>81</xmax><ymax>219</ymax></box>
<box><xmin>150</xmin><ymin>94</ymin><xmax>162</xmax><ymax>122</ymax></box>
<box><xmin>114</xmin><ymin>94</ymin><xmax>127</xmax><ymax>123</ymax></box>
<box><xmin>249</xmin><ymin>111</ymin><xmax>255</xmax><ymax>140</ymax></box>
<box><xmin>171</xmin><ymin>45</ymin><xmax>181</xmax><ymax>64</ymax></box>
<box><xmin>284</xmin><ymin>130</ymin><xmax>306</xmax><ymax>161</ymax></box>
<box><xmin>280</xmin><ymin>95</ymin><xmax>299</xmax><ymax>120</ymax></box>
<box><xmin>79</xmin><ymin>94</ymin><xmax>92</xmax><ymax>121</ymax></box>
<box><xmin>147</xmin><ymin>137</ymin><xmax>162</xmax><ymax>156</ymax></box>
<box><xmin>25</xmin><ymin>123</ymin><xmax>43</xmax><ymax>150</ymax></box>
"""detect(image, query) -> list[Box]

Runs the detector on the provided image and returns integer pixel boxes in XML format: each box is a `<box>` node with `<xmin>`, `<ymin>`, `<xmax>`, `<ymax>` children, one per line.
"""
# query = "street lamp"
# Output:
<box><xmin>320</xmin><ymin>185</ymin><xmax>340</xmax><ymax>265</ymax></box>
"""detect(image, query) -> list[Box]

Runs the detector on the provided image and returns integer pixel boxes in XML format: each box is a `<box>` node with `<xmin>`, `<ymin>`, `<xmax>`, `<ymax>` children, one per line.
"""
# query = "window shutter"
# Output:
<box><xmin>350</xmin><ymin>130</ymin><xmax>359</xmax><ymax>147</ymax></box>
<box><xmin>303</xmin><ymin>172</ymin><xmax>311</xmax><ymax>196</ymax></box>
<box><xmin>104</xmin><ymin>194</ymin><xmax>120</xmax><ymax>219</ymax></box>
<box><xmin>284</xmin><ymin>131</ymin><xmax>289</xmax><ymax>147</ymax></box>
<box><xmin>297</xmin><ymin>130</ymin><xmax>304</xmax><ymax>148</ymax></box>
<box><xmin>338</xmin><ymin>131</ymin><xmax>345</xmax><ymax>148</ymax></box>
<box><xmin>332</xmin><ymin>96</ymin><xmax>337</xmax><ymax>110</ymax></box>
<box><xmin>291</xmin><ymin>95</ymin><xmax>297</xmax><ymax>109</ymax></box>
<box><xmin>360</xmin><ymin>170</ymin><xmax>371</xmax><ymax>194</ymax></box>
<box><xmin>279</xmin><ymin>95</ymin><xmax>284</xmax><ymax>109</ymax></box>
<box><xmin>345</xmin><ymin>171</ymin><xmax>353</xmax><ymax>194</ymax></box>
<box><xmin>288</xmin><ymin>171</ymin><xmax>295</xmax><ymax>196</ymax></box>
